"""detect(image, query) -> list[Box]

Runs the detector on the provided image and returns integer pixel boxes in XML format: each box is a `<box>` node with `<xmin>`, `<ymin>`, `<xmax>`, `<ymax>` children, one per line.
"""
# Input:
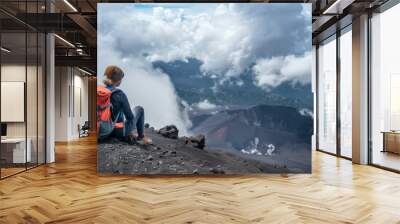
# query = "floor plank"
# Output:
<box><xmin>0</xmin><ymin>136</ymin><xmax>399</xmax><ymax>224</ymax></box>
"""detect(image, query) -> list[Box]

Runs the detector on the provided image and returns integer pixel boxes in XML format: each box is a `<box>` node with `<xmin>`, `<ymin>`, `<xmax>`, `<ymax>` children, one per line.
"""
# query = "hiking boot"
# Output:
<box><xmin>136</xmin><ymin>136</ymin><xmax>152</xmax><ymax>145</ymax></box>
<box><xmin>126</xmin><ymin>134</ymin><xmax>137</xmax><ymax>145</ymax></box>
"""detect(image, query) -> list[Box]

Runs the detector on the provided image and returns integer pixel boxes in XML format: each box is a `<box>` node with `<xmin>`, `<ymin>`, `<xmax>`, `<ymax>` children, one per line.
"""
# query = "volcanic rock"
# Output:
<box><xmin>183</xmin><ymin>134</ymin><xmax>205</xmax><ymax>150</ymax></box>
<box><xmin>209</xmin><ymin>166</ymin><xmax>225</xmax><ymax>174</ymax></box>
<box><xmin>158</xmin><ymin>125</ymin><xmax>179</xmax><ymax>139</ymax></box>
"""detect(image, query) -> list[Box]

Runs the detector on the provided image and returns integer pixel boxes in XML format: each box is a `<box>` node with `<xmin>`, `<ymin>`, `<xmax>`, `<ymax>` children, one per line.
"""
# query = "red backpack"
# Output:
<box><xmin>97</xmin><ymin>86</ymin><xmax>123</xmax><ymax>140</ymax></box>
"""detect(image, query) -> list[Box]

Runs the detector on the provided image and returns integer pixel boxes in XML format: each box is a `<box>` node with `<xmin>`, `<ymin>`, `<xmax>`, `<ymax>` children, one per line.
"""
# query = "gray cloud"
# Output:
<box><xmin>98</xmin><ymin>3</ymin><xmax>311</xmax><ymax>80</ymax></box>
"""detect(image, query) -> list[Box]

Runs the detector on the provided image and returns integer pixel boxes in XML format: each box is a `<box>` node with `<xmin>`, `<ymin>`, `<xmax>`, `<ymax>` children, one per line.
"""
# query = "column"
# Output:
<box><xmin>352</xmin><ymin>14</ymin><xmax>369</xmax><ymax>164</ymax></box>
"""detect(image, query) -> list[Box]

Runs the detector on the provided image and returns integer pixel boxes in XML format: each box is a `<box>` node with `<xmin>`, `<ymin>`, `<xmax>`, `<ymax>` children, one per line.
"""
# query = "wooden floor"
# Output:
<box><xmin>1</xmin><ymin>136</ymin><xmax>400</xmax><ymax>224</ymax></box>
<box><xmin>372</xmin><ymin>150</ymin><xmax>400</xmax><ymax>171</ymax></box>
<box><xmin>1</xmin><ymin>167</ymin><xmax>26</xmax><ymax>178</ymax></box>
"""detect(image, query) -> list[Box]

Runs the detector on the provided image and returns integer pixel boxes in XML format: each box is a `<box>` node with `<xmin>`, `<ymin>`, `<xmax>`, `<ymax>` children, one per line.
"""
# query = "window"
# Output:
<box><xmin>370</xmin><ymin>3</ymin><xmax>400</xmax><ymax>171</ymax></box>
<box><xmin>339</xmin><ymin>27</ymin><xmax>352</xmax><ymax>158</ymax></box>
<box><xmin>317</xmin><ymin>35</ymin><xmax>337</xmax><ymax>154</ymax></box>
<box><xmin>0</xmin><ymin>1</ymin><xmax>46</xmax><ymax>179</ymax></box>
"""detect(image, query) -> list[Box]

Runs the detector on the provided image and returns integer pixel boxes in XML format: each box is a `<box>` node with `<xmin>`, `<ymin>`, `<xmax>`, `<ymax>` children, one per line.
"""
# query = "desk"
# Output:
<box><xmin>382</xmin><ymin>131</ymin><xmax>400</xmax><ymax>154</ymax></box>
<box><xmin>1</xmin><ymin>138</ymin><xmax>31</xmax><ymax>163</ymax></box>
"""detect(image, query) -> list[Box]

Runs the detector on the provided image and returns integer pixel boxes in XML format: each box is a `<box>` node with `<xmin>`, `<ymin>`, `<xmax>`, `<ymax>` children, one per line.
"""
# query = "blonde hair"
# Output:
<box><xmin>102</xmin><ymin>76</ymin><xmax>114</xmax><ymax>86</ymax></box>
<box><xmin>103</xmin><ymin>65</ymin><xmax>124</xmax><ymax>86</ymax></box>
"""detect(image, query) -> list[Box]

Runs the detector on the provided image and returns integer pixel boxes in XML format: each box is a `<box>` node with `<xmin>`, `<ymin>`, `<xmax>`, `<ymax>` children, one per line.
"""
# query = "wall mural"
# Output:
<box><xmin>97</xmin><ymin>3</ymin><xmax>313</xmax><ymax>174</ymax></box>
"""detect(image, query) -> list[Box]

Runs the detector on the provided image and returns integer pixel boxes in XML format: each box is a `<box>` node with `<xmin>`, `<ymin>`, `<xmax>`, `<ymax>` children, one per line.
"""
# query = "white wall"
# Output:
<box><xmin>55</xmin><ymin>67</ymin><xmax>69</xmax><ymax>141</ymax></box>
<box><xmin>1</xmin><ymin>63</ymin><xmax>46</xmax><ymax>164</ymax></box>
<box><xmin>1</xmin><ymin>65</ymin><xmax>42</xmax><ymax>137</ymax></box>
<box><xmin>71</xmin><ymin>72</ymin><xmax>89</xmax><ymax>138</ymax></box>
<box><xmin>1</xmin><ymin>65</ymin><xmax>26</xmax><ymax>137</ymax></box>
<box><xmin>1</xmin><ymin>65</ymin><xmax>27</xmax><ymax>140</ymax></box>
<box><xmin>54</xmin><ymin>67</ymin><xmax>89</xmax><ymax>141</ymax></box>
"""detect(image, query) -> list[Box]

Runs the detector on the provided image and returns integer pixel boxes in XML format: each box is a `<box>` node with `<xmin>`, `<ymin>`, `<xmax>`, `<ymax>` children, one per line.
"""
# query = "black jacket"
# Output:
<box><xmin>110</xmin><ymin>89</ymin><xmax>134</xmax><ymax>123</ymax></box>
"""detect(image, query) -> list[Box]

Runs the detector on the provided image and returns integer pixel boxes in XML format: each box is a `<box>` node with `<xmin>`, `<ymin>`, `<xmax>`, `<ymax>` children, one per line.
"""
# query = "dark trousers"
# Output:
<box><xmin>112</xmin><ymin>106</ymin><xmax>145</xmax><ymax>139</ymax></box>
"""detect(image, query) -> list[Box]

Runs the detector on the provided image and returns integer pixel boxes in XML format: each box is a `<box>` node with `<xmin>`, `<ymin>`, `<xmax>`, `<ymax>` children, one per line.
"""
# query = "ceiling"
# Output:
<box><xmin>0</xmin><ymin>0</ymin><xmax>392</xmax><ymax>74</ymax></box>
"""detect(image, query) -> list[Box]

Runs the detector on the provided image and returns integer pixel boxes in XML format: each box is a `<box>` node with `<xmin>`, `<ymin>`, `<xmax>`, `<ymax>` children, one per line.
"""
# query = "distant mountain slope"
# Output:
<box><xmin>188</xmin><ymin>104</ymin><xmax>312</xmax><ymax>172</ymax></box>
<box><xmin>152</xmin><ymin>58</ymin><xmax>313</xmax><ymax>109</ymax></box>
<box><xmin>190</xmin><ymin>104</ymin><xmax>313</xmax><ymax>152</ymax></box>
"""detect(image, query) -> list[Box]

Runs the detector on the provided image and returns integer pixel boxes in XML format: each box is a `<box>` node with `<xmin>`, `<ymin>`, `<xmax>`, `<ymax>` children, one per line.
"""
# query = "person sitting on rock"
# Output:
<box><xmin>102</xmin><ymin>65</ymin><xmax>151</xmax><ymax>145</ymax></box>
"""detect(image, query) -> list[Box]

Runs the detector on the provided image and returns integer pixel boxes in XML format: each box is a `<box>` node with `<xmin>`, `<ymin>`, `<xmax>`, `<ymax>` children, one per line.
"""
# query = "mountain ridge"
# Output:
<box><xmin>153</xmin><ymin>58</ymin><xmax>313</xmax><ymax>109</ymax></box>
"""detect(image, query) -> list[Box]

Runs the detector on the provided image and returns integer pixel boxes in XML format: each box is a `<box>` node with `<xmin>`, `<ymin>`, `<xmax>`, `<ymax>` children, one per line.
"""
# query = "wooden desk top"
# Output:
<box><xmin>1</xmin><ymin>138</ymin><xmax>30</xmax><ymax>143</ymax></box>
<box><xmin>381</xmin><ymin>131</ymin><xmax>400</xmax><ymax>134</ymax></box>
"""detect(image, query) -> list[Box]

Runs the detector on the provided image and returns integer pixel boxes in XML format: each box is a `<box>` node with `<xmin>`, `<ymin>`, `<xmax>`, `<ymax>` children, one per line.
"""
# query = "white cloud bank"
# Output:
<box><xmin>194</xmin><ymin>99</ymin><xmax>218</xmax><ymax>110</ymax></box>
<box><xmin>253</xmin><ymin>51</ymin><xmax>312</xmax><ymax>89</ymax></box>
<box><xmin>99</xmin><ymin>3</ymin><xmax>311</xmax><ymax>80</ymax></box>
<box><xmin>98</xmin><ymin>35</ymin><xmax>192</xmax><ymax>134</ymax></box>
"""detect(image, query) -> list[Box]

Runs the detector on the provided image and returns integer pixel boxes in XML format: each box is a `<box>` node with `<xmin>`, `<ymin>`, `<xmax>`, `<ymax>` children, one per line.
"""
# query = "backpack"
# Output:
<box><xmin>97</xmin><ymin>86</ymin><xmax>123</xmax><ymax>140</ymax></box>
